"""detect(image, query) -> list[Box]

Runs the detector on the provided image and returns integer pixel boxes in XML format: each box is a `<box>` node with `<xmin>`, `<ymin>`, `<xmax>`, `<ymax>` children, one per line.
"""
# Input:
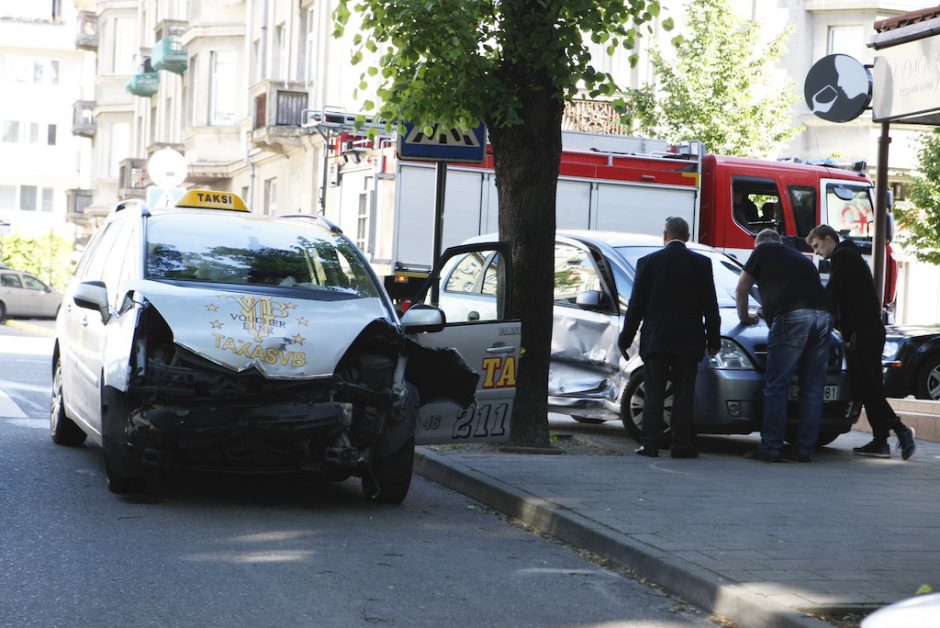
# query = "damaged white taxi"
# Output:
<box><xmin>50</xmin><ymin>191</ymin><xmax>518</xmax><ymax>502</ymax></box>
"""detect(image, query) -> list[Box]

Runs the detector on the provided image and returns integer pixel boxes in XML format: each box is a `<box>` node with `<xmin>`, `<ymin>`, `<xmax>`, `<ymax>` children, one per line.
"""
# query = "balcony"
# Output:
<box><xmin>71</xmin><ymin>100</ymin><xmax>96</xmax><ymax>138</ymax></box>
<box><xmin>152</xmin><ymin>37</ymin><xmax>188</xmax><ymax>74</ymax></box>
<box><xmin>146</xmin><ymin>142</ymin><xmax>185</xmax><ymax>160</ymax></box>
<box><xmin>152</xmin><ymin>20</ymin><xmax>189</xmax><ymax>75</ymax></box>
<box><xmin>66</xmin><ymin>189</ymin><xmax>93</xmax><ymax>216</ymax></box>
<box><xmin>75</xmin><ymin>11</ymin><xmax>98</xmax><ymax>50</ymax></box>
<box><xmin>125</xmin><ymin>58</ymin><xmax>159</xmax><ymax>98</ymax></box>
<box><xmin>250</xmin><ymin>80</ymin><xmax>309</xmax><ymax>150</ymax></box>
<box><xmin>118</xmin><ymin>158</ymin><xmax>148</xmax><ymax>200</ymax></box>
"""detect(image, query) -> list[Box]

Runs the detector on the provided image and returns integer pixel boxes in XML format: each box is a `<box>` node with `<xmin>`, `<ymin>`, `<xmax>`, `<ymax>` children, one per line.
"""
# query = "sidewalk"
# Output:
<box><xmin>415</xmin><ymin>424</ymin><xmax>940</xmax><ymax>628</ymax></box>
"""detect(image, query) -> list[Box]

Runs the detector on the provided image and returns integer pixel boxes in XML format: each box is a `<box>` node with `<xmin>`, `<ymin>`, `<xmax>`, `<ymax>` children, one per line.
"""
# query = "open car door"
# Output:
<box><xmin>407</xmin><ymin>242</ymin><xmax>520</xmax><ymax>445</ymax></box>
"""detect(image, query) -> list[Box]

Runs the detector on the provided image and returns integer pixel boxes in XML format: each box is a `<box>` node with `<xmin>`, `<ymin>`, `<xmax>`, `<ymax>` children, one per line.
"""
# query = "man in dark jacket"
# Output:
<box><xmin>807</xmin><ymin>224</ymin><xmax>916</xmax><ymax>460</ymax></box>
<box><xmin>619</xmin><ymin>216</ymin><xmax>721</xmax><ymax>459</ymax></box>
<box><xmin>736</xmin><ymin>229</ymin><xmax>832</xmax><ymax>462</ymax></box>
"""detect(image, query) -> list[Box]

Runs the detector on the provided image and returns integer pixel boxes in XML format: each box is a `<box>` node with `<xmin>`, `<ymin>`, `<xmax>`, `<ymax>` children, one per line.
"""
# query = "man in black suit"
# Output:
<box><xmin>618</xmin><ymin>217</ymin><xmax>721</xmax><ymax>458</ymax></box>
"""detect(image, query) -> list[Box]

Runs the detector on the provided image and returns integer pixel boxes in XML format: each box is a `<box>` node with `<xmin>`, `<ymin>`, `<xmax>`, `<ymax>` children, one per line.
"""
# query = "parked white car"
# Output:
<box><xmin>50</xmin><ymin>191</ymin><xmax>519</xmax><ymax>501</ymax></box>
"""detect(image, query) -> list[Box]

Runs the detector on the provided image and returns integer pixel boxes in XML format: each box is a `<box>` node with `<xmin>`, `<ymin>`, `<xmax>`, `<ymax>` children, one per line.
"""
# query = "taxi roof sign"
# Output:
<box><xmin>175</xmin><ymin>190</ymin><xmax>248</xmax><ymax>212</ymax></box>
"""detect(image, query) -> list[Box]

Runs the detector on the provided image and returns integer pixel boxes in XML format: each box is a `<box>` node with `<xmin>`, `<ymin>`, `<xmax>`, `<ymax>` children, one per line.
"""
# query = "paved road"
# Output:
<box><xmin>0</xmin><ymin>326</ymin><xmax>716</xmax><ymax>628</ymax></box>
<box><xmin>417</xmin><ymin>419</ymin><xmax>940</xmax><ymax>627</ymax></box>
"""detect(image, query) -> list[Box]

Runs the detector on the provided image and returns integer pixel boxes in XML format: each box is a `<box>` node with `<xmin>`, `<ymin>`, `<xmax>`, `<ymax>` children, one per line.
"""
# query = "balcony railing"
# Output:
<box><xmin>75</xmin><ymin>11</ymin><xmax>98</xmax><ymax>50</ymax></box>
<box><xmin>252</xmin><ymin>82</ymin><xmax>308</xmax><ymax>129</ymax></box>
<box><xmin>66</xmin><ymin>189</ymin><xmax>93</xmax><ymax>216</ymax></box>
<box><xmin>118</xmin><ymin>158</ymin><xmax>148</xmax><ymax>199</ymax></box>
<box><xmin>152</xmin><ymin>37</ymin><xmax>188</xmax><ymax>74</ymax></box>
<box><xmin>71</xmin><ymin>100</ymin><xmax>96</xmax><ymax>138</ymax></box>
<box><xmin>126</xmin><ymin>57</ymin><xmax>159</xmax><ymax>98</ymax></box>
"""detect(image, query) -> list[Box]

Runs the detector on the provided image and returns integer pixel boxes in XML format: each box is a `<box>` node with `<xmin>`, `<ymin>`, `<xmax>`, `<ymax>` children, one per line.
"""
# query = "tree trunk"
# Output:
<box><xmin>487</xmin><ymin>94</ymin><xmax>563</xmax><ymax>448</ymax></box>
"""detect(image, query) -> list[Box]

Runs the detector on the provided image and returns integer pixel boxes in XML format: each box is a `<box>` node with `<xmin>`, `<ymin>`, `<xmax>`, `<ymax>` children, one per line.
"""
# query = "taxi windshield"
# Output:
<box><xmin>145</xmin><ymin>214</ymin><xmax>380</xmax><ymax>298</ymax></box>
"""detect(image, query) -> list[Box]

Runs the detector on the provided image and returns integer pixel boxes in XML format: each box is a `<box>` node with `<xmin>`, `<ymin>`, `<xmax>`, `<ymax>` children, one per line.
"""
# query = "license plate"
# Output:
<box><xmin>789</xmin><ymin>385</ymin><xmax>839</xmax><ymax>401</ymax></box>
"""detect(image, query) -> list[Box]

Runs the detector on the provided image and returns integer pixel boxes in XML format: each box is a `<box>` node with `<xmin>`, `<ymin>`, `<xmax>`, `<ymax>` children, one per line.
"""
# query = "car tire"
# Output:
<box><xmin>361</xmin><ymin>436</ymin><xmax>414</xmax><ymax>504</ymax></box>
<box><xmin>0</xmin><ymin>301</ymin><xmax>6</xmax><ymax>322</ymax></box>
<box><xmin>914</xmin><ymin>355</ymin><xmax>940</xmax><ymax>401</ymax></box>
<box><xmin>570</xmin><ymin>415</ymin><xmax>605</xmax><ymax>425</ymax></box>
<box><xmin>619</xmin><ymin>370</ymin><xmax>673</xmax><ymax>445</ymax></box>
<box><xmin>101</xmin><ymin>385</ymin><xmax>146</xmax><ymax>494</ymax></box>
<box><xmin>50</xmin><ymin>357</ymin><xmax>87</xmax><ymax>446</ymax></box>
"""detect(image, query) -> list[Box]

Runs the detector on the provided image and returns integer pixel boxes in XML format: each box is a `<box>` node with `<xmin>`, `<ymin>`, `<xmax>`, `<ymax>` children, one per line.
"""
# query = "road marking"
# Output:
<box><xmin>8</xmin><ymin>418</ymin><xmax>46</xmax><ymax>430</ymax></box>
<box><xmin>0</xmin><ymin>389</ymin><xmax>27</xmax><ymax>419</ymax></box>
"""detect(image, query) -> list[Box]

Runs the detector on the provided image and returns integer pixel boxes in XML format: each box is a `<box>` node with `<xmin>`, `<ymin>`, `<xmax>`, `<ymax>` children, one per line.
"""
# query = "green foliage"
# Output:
<box><xmin>916</xmin><ymin>583</ymin><xmax>935</xmax><ymax>595</ymax></box>
<box><xmin>621</xmin><ymin>0</ymin><xmax>799</xmax><ymax>158</ymax></box>
<box><xmin>0</xmin><ymin>233</ymin><xmax>74</xmax><ymax>290</ymax></box>
<box><xmin>899</xmin><ymin>128</ymin><xmax>940</xmax><ymax>265</ymax></box>
<box><xmin>334</xmin><ymin>0</ymin><xmax>669</xmax><ymax>132</ymax></box>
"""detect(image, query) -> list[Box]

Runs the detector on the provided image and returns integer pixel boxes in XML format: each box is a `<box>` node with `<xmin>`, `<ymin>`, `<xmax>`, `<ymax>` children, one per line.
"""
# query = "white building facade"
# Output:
<box><xmin>70</xmin><ymin>0</ymin><xmax>940</xmax><ymax>322</ymax></box>
<box><xmin>0</xmin><ymin>0</ymin><xmax>91</xmax><ymax>240</ymax></box>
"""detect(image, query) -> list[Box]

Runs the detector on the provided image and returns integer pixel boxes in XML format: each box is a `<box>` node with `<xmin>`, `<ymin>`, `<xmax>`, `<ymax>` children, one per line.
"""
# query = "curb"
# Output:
<box><xmin>2</xmin><ymin>319</ymin><xmax>55</xmax><ymax>337</ymax></box>
<box><xmin>415</xmin><ymin>448</ymin><xmax>830</xmax><ymax>628</ymax></box>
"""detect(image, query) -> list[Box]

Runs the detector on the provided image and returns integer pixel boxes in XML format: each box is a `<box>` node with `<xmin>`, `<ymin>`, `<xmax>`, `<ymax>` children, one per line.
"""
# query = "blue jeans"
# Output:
<box><xmin>761</xmin><ymin>308</ymin><xmax>832</xmax><ymax>456</ymax></box>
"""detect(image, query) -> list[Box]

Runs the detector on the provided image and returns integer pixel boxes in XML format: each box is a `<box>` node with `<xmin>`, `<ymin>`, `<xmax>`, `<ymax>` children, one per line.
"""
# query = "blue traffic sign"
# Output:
<box><xmin>397</xmin><ymin>123</ymin><xmax>487</xmax><ymax>163</ymax></box>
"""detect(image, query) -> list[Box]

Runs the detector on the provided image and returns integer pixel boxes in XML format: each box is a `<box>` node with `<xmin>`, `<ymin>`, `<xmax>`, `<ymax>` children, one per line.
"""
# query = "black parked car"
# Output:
<box><xmin>883</xmin><ymin>325</ymin><xmax>940</xmax><ymax>400</ymax></box>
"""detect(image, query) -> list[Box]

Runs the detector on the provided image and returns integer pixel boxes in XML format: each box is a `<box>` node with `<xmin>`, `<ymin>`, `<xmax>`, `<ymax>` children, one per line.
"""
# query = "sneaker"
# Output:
<box><xmin>896</xmin><ymin>426</ymin><xmax>916</xmax><ymax>461</ymax></box>
<box><xmin>853</xmin><ymin>439</ymin><xmax>890</xmax><ymax>458</ymax></box>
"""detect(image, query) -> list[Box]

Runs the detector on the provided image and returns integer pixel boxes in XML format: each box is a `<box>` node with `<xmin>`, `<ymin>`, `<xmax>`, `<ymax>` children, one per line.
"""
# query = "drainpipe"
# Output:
<box><xmin>244</xmin><ymin>0</ymin><xmax>256</xmax><ymax>206</ymax></box>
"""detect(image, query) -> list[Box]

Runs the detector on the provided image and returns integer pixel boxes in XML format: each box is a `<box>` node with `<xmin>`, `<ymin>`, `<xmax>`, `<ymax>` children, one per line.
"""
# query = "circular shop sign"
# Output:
<box><xmin>804</xmin><ymin>54</ymin><xmax>872</xmax><ymax>123</ymax></box>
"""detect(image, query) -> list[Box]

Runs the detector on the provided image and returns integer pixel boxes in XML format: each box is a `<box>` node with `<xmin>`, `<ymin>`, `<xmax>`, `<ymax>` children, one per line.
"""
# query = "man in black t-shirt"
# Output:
<box><xmin>735</xmin><ymin>229</ymin><xmax>832</xmax><ymax>462</ymax></box>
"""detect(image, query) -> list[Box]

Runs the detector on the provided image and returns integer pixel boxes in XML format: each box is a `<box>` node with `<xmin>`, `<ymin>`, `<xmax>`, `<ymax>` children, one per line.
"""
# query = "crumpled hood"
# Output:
<box><xmin>138</xmin><ymin>281</ymin><xmax>393</xmax><ymax>379</ymax></box>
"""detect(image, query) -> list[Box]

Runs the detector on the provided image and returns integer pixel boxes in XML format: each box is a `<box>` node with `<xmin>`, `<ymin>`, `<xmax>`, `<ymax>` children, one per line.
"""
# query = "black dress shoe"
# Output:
<box><xmin>670</xmin><ymin>447</ymin><xmax>699</xmax><ymax>459</ymax></box>
<box><xmin>746</xmin><ymin>449</ymin><xmax>786</xmax><ymax>463</ymax></box>
<box><xmin>635</xmin><ymin>446</ymin><xmax>659</xmax><ymax>458</ymax></box>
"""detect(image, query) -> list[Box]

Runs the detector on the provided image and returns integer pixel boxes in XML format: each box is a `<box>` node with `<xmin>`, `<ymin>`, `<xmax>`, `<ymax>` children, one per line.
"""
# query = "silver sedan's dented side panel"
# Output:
<box><xmin>140</xmin><ymin>282</ymin><xmax>392</xmax><ymax>379</ymax></box>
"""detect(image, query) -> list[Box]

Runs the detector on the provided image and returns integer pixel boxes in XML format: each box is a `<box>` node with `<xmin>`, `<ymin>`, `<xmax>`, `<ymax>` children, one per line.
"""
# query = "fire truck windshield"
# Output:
<box><xmin>826</xmin><ymin>183</ymin><xmax>875</xmax><ymax>241</ymax></box>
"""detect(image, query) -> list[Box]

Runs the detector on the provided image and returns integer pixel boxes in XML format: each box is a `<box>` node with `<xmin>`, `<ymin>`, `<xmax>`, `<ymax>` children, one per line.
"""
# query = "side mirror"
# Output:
<box><xmin>400</xmin><ymin>303</ymin><xmax>445</xmax><ymax>333</ymax></box>
<box><xmin>886</xmin><ymin>189</ymin><xmax>895</xmax><ymax>210</ymax></box>
<box><xmin>575</xmin><ymin>289</ymin><xmax>603</xmax><ymax>310</ymax></box>
<box><xmin>73</xmin><ymin>280</ymin><xmax>110</xmax><ymax>323</ymax></box>
<box><xmin>886</xmin><ymin>211</ymin><xmax>895</xmax><ymax>242</ymax></box>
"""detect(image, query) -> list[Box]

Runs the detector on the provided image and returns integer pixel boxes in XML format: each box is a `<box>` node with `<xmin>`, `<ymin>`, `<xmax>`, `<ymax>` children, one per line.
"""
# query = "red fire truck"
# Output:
<box><xmin>314</xmin><ymin>119</ymin><xmax>892</xmax><ymax>302</ymax></box>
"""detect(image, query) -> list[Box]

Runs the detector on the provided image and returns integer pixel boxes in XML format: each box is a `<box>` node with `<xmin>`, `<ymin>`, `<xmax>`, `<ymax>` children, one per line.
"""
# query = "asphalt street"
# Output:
<box><xmin>0</xmin><ymin>322</ymin><xmax>717</xmax><ymax>628</ymax></box>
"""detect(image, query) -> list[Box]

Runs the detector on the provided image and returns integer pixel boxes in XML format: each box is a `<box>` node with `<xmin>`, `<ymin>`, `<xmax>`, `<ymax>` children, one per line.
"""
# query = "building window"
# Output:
<box><xmin>20</xmin><ymin>186</ymin><xmax>37</xmax><ymax>211</ymax></box>
<box><xmin>264</xmin><ymin>177</ymin><xmax>277</xmax><ymax>215</ymax></box>
<box><xmin>109</xmin><ymin>122</ymin><xmax>130</xmax><ymax>178</ymax></box>
<box><xmin>356</xmin><ymin>176</ymin><xmax>371</xmax><ymax>251</ymax></box>
<box><xmin>47</xmin><ymin>124</ymin><xmax>56</xmax><ymax>145</ymax></box>
<box><xmin>0</xmin><ymin>185</ymin><xmax>15</xmax><ymax>209</ymax></box>
<box><xmin>41</xmin><ymin>187</ymin><xmax>54</xmax><ymax>212</ymax></box>
<box><xmin>29</xmin><ymin>122</ymin><xmax>40</xmax><ymax>144</ymax></box>
<box><xmin>827</xmin><ymin>25</ymin><xmax>865</xmax><ymax>60</ymax></box>
<box><xmin>252</xmin><ymin>39</ymin><xmax>263</xmax><ymax>84</ymax></box>
<box><xmin>304</xmin><ymin>8</ymin><xmax>317</xmax><ymax>84</ymax></box>
<box><xmin>49</xmin><ymin>60</ymin><xmax>59</xmax><ymax>84</ymax></box>
<box><xmin>241</xmin><ymin>185</ymin><xmax>250</xmax><ymax>207</ymax></box>
<box><xmin>188</xmin><ymin>55</ymin><xmax>198</xmax><ymax>126</ymax></box>
<box><xmin>209</xmin><ymin>50</ymin><xmax>237</xmax><ymax>125</ymax></box>
<box><xmin>2</xmin><ymin>121</ymin><xmax>19</xmax><ymax>143</ymax></box>
<box><xmin>112</xmin><ymin>17</ymin><xmax>135</xmax><ymax>73</ymax></box>
<box><xmin>275</xmin><ymin>23</ymin><xmax>288</xmax><ymax>79</ymax></box>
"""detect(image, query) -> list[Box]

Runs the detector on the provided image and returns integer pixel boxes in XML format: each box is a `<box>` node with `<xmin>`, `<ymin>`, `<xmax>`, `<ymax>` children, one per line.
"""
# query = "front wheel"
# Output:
<box><xmin>619</xmin><ymin>370</ymin><xmax>672</xmax><ymax>445</ymax></box>
<box><xmin>101</xmin><ymin>385</ymin><xmax>146</xmax><ymax>494</ymax></box>
<box><xmin>362</xmin><ymin>437</ymin><xmax>414</xmax><ymax>504</ymax></box>
<box><xmin>915</xmin><ymin>355</ymin><xmax>940</xmax><ymax>401</ymax></box>
<box><xmin>50</xmin><ymin>357</ymin><xmax>87</xmax><ymax>446</ymax></box>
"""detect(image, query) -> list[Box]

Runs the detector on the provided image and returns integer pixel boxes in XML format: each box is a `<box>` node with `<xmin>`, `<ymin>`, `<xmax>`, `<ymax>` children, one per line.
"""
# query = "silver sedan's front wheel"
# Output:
<box><xmin>619</xmin><ymin>370</ymin><xmax>673</xmax><ymax>444</ymax></box>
